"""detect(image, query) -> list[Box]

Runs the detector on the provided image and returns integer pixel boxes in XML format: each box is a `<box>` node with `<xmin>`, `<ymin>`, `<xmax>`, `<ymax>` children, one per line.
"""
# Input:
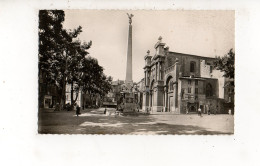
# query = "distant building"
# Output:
<box><xmin>135</xmin><ymin>78</ymin><xmax>145</xmax><ymax>109</ymax></box>
<box><xmin>141</xmin><ymin>37</ymin><xmax>233</xmax><ymax>114</ymax></box>
<box><xmin>223</xmin><ymin>78</ymin><xmax>235</xmax><ymax>114</ymax></box>
<box><xmin>81</xmin><ymin>92</ymin><xmax>102</xmax><ymax>109</ymax></box>
<box><xmin>103</xmin><ymin>80</ymin><xmax>124</xmax><ymax>107</ymax></box>
<box><xmin>65</xmin><ymin>84</ymin><xmax>82</xmax><ymax>107</ymax></box>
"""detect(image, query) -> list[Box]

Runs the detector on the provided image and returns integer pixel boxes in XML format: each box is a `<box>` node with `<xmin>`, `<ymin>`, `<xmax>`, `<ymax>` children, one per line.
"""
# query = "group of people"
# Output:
<box><xmin>185</xmin><ymin>105</ymin><xmax>218</xmax><ymax>117</ymax></box>
<box><xmin>197</xmin><ymin>105</ymin><xmax>218</xmax><ymax>117</ymax></box>
<box><xmin>104</xmin><ymin>106</ymin><xmax>122</xmax><ymax>116</ymax></box>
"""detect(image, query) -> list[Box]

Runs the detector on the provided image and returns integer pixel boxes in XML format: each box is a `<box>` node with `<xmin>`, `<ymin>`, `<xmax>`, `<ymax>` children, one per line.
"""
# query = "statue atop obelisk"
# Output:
<box><xmin>120</xmin><ymin>13</ymin><xmax>136</xmax><ymax>113</ymax></box>
<box><xmin>125</xmin><ymin>13</ymin><xmax>134</xmax><ymax>90</ymax></box>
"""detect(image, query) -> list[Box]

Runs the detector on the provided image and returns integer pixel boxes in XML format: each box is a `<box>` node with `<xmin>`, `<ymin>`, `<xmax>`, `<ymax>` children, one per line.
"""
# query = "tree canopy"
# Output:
<box><xmin>39</xmin><ymin>10</ymin><xmax>112</xmax><ymax>109</ymax></box>
<box><xmin>214</xmin><ymin>48</ymin><xmax>235</xmax><ymax>79</ymax></box>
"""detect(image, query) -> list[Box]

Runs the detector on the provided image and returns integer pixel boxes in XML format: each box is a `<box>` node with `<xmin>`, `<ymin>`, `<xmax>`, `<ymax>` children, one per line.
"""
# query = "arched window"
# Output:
<box><xmin>190</xmin><ymin>61</ymin><xmax>196</xmax><ymax>72</ymax></box>
<box><xmin>206</xmin><ymin>83</ymin><xmax>213</xmax><ymax>97</ymax></box>
<box><xmin>166</xmin><ymin>77</ymin><xmax>174</xmax><ymax>92</ymax></box>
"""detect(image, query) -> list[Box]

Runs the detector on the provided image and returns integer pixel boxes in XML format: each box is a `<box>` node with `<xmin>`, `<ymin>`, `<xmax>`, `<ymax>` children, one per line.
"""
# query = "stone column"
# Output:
<box><xmin>158</xmin><ymin>62</ymin><xmax>161</xmax><ymax>80</ymax></box>
<box><xmin>162</xmin><ymin>90</ymin><xmax>165</xmax><ymax>112</ymax></box>
<box><xmin>144</xmin><ymin>71</ymin><xmax>146</xmax><ymax>85</ymax></box>
<box><xmin>142</xmin><ymin>90</ymin><xmax>149</xmax><ymax>112</ymax></box>
<box><xmin>149</xmin><ymin>92</ymin><xmax>152</xmax><ymax>108</ymax></box>
<box><xmin>155</xmin><ymin>62</ymin><xmax>158</xmax><ymax>81</ymax></box>
<box><xmin>164</xmin><ymin>87</ymin><xmax>168</xmax><ymax>112</ymax></box>
<box><xmin>147</xmin><ymin>72</ymin><xmax>150</xmax><ymax>85</ymax></box>
<box><xmin>174</xmin><ymin>84</ymin><xmax>178</xmax><ymax>108</ymax></box>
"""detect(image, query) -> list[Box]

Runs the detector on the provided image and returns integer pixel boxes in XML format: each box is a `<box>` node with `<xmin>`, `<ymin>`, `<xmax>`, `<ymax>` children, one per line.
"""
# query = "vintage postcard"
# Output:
<box><xmin>38</xmin><ymin>10</ymin><xmax>234</xmax><ymax>135</ymax></box>
<box><xmin>3</xmin><ymin>0</ymin><xmax>260</xmax><ymax>165</ymax></box>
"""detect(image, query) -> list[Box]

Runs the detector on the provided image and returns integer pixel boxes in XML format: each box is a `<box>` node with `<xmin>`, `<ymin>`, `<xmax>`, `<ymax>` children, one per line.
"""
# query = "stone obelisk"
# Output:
<box><xmin>125</xmin><ymin>13</ymin><xmax>134</xmax><ymax>89</ymax></box>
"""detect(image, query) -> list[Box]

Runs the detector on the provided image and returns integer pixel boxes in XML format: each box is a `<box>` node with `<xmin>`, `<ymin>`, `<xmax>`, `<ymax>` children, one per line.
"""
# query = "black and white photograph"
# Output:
<box><xmin>2</xmin><ymin>1</ymin><xmax>260</xmax><ymax>166</ymax></box>
<box><xmin>38</xmin><ymin>10</ymin><xmax>235</xmax><ymax>135</ymax></box>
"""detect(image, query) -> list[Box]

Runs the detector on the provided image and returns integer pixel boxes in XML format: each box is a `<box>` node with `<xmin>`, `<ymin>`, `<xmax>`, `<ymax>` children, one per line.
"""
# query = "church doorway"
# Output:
<box><xmin>188</xmin><ymin>102</ymin><xmax>198</xmax><ymax>113</ymax></box>
<box><xmin>190</xmin><ymin>106</ymin><xmax>196</xmax><ymax>112</ymax></box>
<box><xmin>187</xmin><ymin>102</ymin><xmax>198</xmax><ymax>113</ymax></box>
<box><xmin>165</xmin><ymin>75</ymin><xmax>174</xmax><ymax>112</ymax></box>
<box><xmin>169</xmin><ymin>96</ymin><xmax>174</xmax><ymax>112</ymax></box>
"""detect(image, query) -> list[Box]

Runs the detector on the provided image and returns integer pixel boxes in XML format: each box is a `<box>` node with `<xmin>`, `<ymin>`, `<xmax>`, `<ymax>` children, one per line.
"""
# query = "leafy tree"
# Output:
<box><xmin>214</xmin><ymin>48</ymin><xmax>235</xmax><ymax>79</ymax></box>
<box><xmin>214</xmin><ymin>49</ymin><xmax>235</xmax><ymax>104</ymax></box>
<box><xmin>80</xmin><ymin>57</ymin><xmax>112</xmax><ymax>107</ymax></box>
<box><xmin>39</xmin><ymin>10</ymin><xmax>88</xmax><ymax>109</ymax></box>
<box><xmin>66</xmin><ymin>40</ymin><xmax>92</xmax><ymax>107</ymax></box>
<box><xmin>39</xmin><ymin>10</ymin><xmax>112</xmax><ymax>110</ymax></box>
<box><xmin>39</xmin><ymin>10</ymin><xmax>66</xmax><ymax>109</ymax></box>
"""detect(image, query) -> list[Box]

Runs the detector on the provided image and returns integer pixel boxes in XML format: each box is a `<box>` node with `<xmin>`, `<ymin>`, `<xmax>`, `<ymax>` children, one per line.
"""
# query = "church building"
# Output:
<box><xmin>142</xmin><ymin>37</ymin><xmax>227</xmax><ymax>114</ymax></box>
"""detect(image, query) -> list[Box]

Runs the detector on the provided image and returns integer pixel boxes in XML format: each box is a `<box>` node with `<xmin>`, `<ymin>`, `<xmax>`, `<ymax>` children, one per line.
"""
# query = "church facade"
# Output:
<box><xmin>142</xmin><ymin>37</ymin><xmax>227</xmax><ymax>114</ymax></box>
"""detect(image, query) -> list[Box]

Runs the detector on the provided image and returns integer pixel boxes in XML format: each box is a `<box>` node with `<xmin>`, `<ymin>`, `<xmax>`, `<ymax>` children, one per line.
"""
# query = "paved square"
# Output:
<box><xmin>38</xmin><ymin>108</ymin><xmax>234</xmax><ymax>134</ymax></box>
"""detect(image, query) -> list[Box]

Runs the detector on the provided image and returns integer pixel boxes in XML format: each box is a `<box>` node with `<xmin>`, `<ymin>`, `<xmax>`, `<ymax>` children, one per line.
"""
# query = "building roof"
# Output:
<box><xmin>111</xmin><ymin>80</ymin><xmax>124</xmax><ymax>86</ymax></box>
<box><xmin>179</xmin><ymin>76</ymin><xmax>218</xmax><ymax>80</ymax></box>
<box><xmin>169</xmin><ymin>51</ymin><xmax>216</xmax><ymax>60</ymax></box>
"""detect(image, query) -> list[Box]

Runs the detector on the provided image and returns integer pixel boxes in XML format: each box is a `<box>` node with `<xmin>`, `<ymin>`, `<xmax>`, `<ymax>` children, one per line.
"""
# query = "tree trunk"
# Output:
<box><xmin>82</xmin><ymin>92</ymin><xmax>85</xmax><ymax>110</ymax></box>
<box><xmin>59</xmin><ymin>50</ymin><xmax>68</xmax><ymax>111</ymax></box>
<box><xmin>72</xmin><ymin>91</ymin><xmax>79</xmax><ymax>106</ymax></box>
<box><xmin>71</xmin><ymin>81</ymin><xmax>74</xmax><ymax>107</ymax></box>
<box><xmin>59</xmin><ymin>77</ymin><xmax>66</xmax><ymax>111</ymax></box>
<box><xmin>90</xmin><ymin>93</ymin><xmax>93</xmax><ymax>107</ymax></box>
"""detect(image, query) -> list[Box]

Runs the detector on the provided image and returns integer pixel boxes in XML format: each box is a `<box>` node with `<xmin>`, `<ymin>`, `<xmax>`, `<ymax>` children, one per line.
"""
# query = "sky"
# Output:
<box><xmin>63</xmin><ymin>10</ymin><xmax>234</xmax><ymax>82</ymax></box>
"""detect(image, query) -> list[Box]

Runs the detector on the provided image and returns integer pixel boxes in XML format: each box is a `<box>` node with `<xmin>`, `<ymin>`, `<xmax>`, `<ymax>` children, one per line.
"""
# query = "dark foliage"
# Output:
<box><xmin>214</xmin><ymin>49</ymin><xmax>235</xmax><ymax>79</ymax></box>
<box><xmin>39</xmin><ymin>10</ymin><xmax>112</xmax><ymax>108</ymax></box>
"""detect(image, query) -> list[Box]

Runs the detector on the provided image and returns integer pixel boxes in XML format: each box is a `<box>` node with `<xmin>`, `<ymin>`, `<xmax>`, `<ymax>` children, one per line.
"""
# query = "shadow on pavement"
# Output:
<box><xmin>38</xmin><ymin>108</ymin><xmax>233</xmax><ymax>135</ymax></box>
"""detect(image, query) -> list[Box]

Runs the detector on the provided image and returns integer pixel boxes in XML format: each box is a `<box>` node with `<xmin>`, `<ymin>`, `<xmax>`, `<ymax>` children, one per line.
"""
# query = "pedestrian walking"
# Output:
<box><xmin>198</xmin><ymin>107</ymin><xmax>202</xmax><ymax>117</ymax></box>
<box><xmin>76</xmin><ymin>104</ymin><xmax>81</xmax><ymax>117</ymax></box>
<box><xmin>208</xmin><ymin>104</ymin><xmax>211</xmax><ymax>115</ymax></box>
<box><xmin>228</xmin><ymin>109</ymin><xmax>232</xmax><ymax>115</ymax></box>
<box><xmin>104</xmin><ymin>106</ymin><xmax>107</xmax><ymax>114</ymax></box>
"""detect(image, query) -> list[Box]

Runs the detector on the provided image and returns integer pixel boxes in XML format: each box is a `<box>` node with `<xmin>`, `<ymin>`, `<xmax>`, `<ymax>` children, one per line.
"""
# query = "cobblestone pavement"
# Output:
<box><xmin>38</xmin><ymin>108</ymin><xmax>234</xmax><ymax>135</ymax></box>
